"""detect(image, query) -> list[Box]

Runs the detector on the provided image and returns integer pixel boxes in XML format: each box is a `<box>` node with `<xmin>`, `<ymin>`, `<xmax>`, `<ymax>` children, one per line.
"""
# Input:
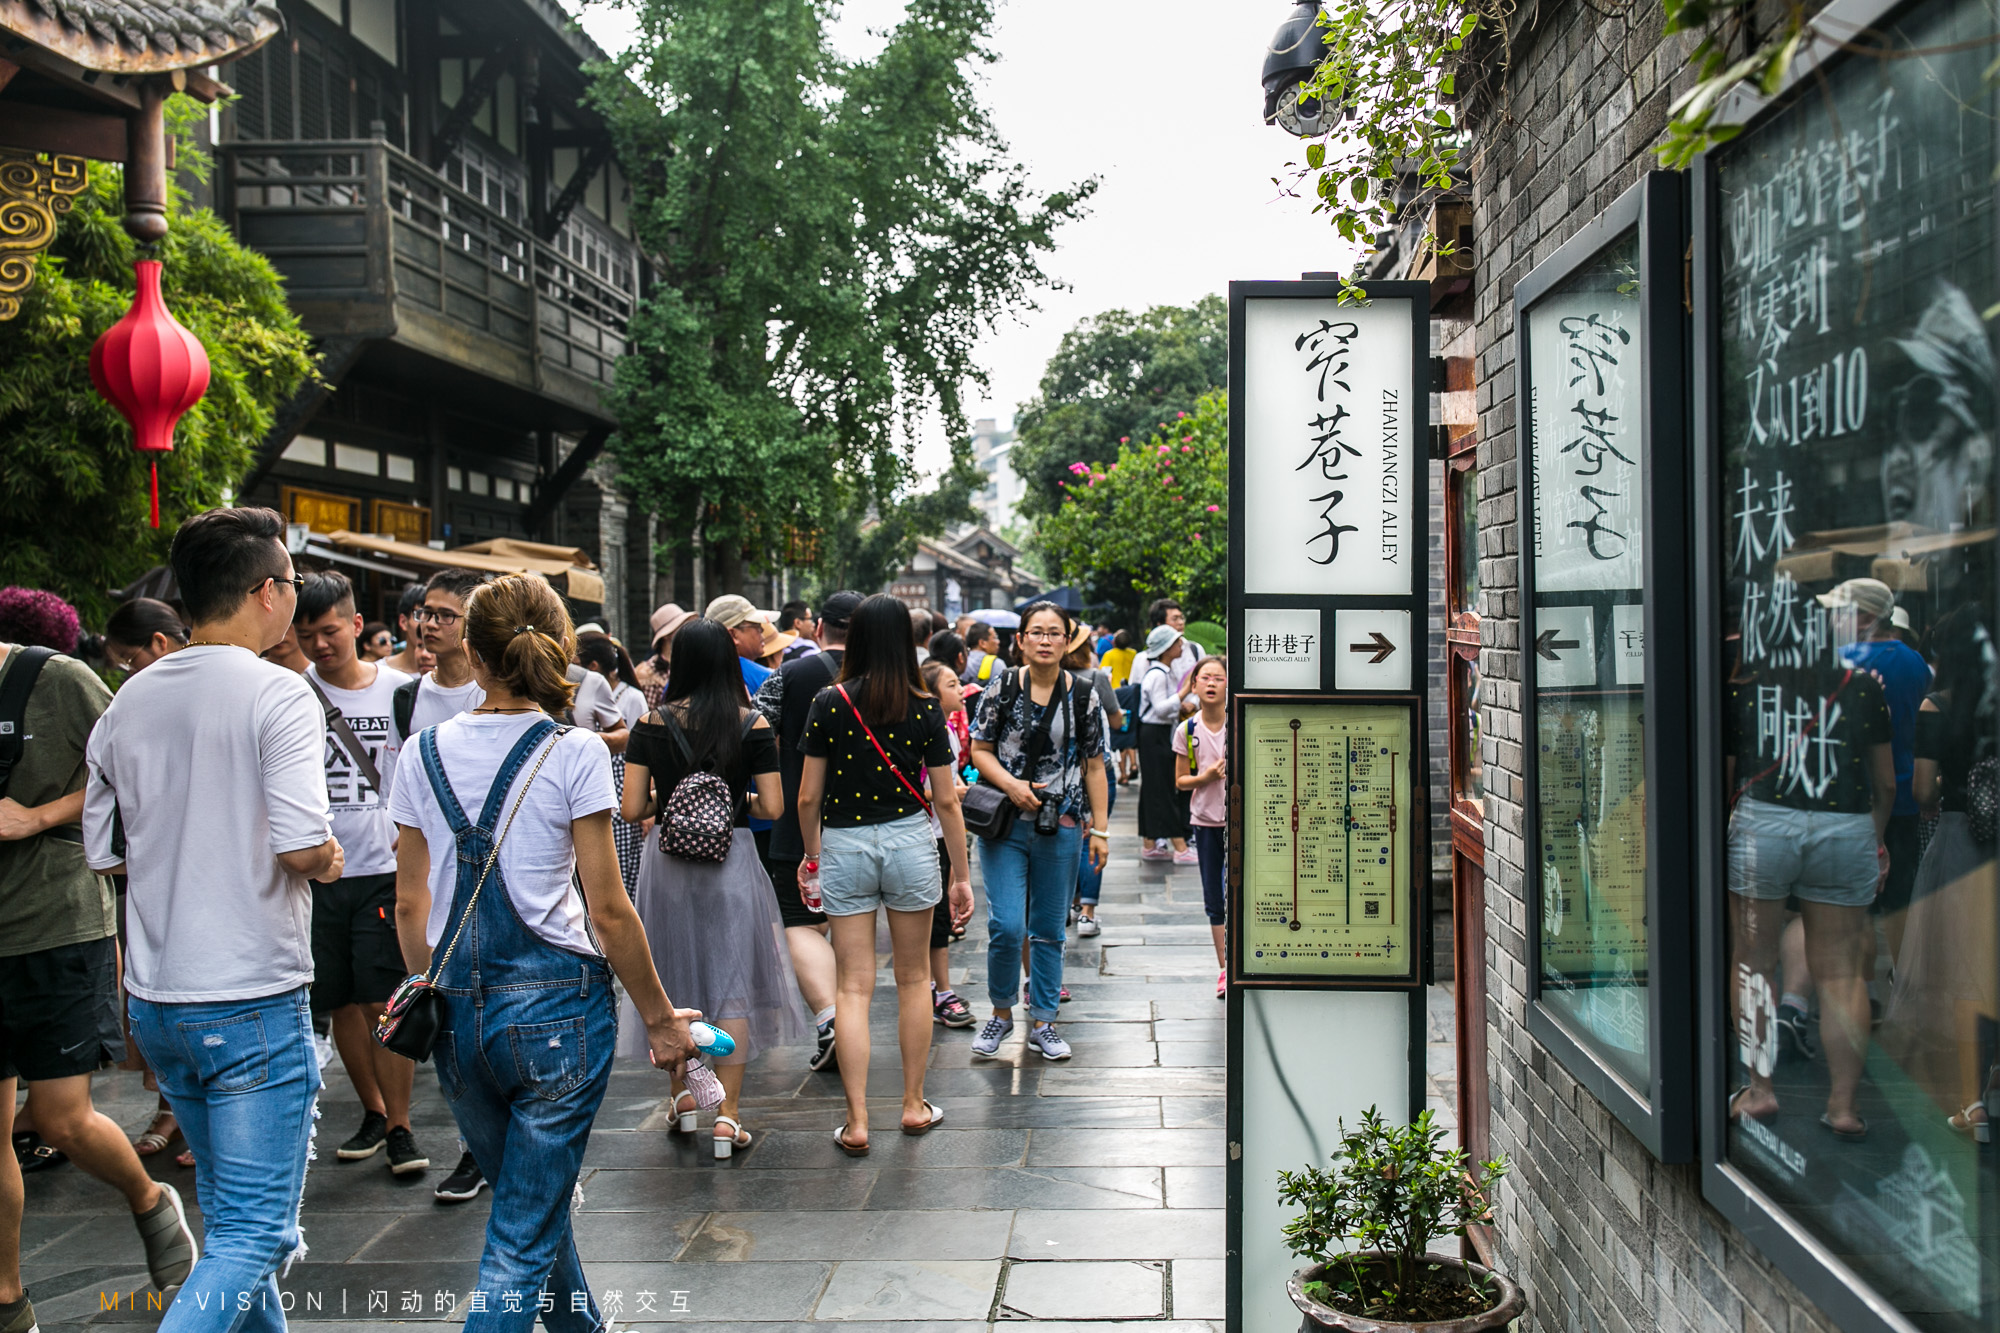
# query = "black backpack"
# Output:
<box><xmin>0</xmin><ymin>646</ymin><xmax>55</xmax><ymax>802</ymax></box>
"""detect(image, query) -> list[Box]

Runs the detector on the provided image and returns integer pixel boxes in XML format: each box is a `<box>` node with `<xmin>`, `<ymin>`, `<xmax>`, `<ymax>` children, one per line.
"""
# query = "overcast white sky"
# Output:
<box><xmin>577</xmin><ymin>0</ymin><xmax>1359</xmax><ymax>476</ymax></box>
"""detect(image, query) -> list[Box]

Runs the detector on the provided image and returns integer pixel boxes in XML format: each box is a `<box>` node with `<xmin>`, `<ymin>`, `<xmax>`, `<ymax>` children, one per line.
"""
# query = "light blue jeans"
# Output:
<box><xmin>128</xmin><ymin>986</ymin><xmax>320</xmax><ymax>1333</ymax></box>
<box><xmin>979</xmin><ymin>819</ymin><xmax>1080</xmax><ymax>1022</ymax></box>
<box><xmin>1075</xmin><ymin>780</ymin><xmax>1116</xmax><ymax>907</ymax></box>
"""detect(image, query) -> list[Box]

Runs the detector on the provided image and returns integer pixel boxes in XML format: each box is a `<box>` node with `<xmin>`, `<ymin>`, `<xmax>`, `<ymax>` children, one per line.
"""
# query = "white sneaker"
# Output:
<box><xmin>1027</xmin><ymin>1024</ymin><xmax>1073</xmax><ymax>1060</ymax></box>
<box><xmin>1077</xmin><ymin>916</ymin><xmax>1101</xmax><ymax>937</ymax></box>
<box><xmin>970</xmin><ymin>1015</ymin><xmax>1014</xmax><ymax>1057</ymax></box>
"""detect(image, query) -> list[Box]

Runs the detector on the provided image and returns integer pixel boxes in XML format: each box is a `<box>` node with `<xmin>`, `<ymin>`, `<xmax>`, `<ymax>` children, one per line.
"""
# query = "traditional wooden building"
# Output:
<box><xmin>884</xmin><ymin>526</ymin><xmax>1044</xmax><ymax>618</ymax></box>
<box><xmin>206</xmin><ymin>0</ymin><xmax>657</xmax><ymax>636</ymax></box>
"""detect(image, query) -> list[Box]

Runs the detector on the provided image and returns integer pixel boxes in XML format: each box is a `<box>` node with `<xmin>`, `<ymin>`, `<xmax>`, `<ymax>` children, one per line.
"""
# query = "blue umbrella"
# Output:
<box><xmin>1016</xmin><ymin>585</ymin><xmax>1084</xmax><ymax>614</ymax></box>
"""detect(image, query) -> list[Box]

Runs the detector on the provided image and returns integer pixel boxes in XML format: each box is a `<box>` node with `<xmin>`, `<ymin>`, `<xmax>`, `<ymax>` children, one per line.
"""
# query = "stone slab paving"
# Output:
<box><xmin>21</xmin><ymin>790</ymin><xmax>1242</xmax><ymax>1329</ymax></box>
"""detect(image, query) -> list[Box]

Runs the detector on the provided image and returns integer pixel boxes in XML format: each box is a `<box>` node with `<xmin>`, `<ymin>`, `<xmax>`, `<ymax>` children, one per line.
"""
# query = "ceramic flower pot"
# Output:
<box><xmin>1288</xmin><ymin>1253</ymin><xmax>1525</xmax><ymax>1333</ymax></box>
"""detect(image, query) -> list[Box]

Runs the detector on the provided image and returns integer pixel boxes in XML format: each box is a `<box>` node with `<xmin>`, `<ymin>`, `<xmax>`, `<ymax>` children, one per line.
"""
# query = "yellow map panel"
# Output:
<box><xmin>1241</xmin><ymin>703</ymin><xmax>1414</xmax><ymax>978</ymax></box>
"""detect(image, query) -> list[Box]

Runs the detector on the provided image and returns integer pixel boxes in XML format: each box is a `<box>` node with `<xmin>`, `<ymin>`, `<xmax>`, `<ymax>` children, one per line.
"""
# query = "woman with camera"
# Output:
<box><xmin>966</xmin><ymin>601</ymin><xmax>1111</xmax><ymax>1062</ymax></box>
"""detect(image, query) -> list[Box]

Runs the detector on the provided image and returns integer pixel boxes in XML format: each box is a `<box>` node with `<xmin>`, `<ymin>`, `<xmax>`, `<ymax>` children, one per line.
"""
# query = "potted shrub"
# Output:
<box><xmin>1277</xmin><ymin>1107</ymin><xmax>1522</xmax><ymax>1332</ymax></box>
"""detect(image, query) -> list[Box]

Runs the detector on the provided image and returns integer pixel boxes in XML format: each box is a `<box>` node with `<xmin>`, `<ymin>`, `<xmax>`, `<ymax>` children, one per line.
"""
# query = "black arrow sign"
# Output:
<box><xmin>1535</xmin><ymin>629</ymin><xmax>1581</xmax><ymax>661</ymax></box>
<box><xmin>1348</xmin><ymin>631</ymin><xmax>1395</xmax><ymax>665</ymax></box>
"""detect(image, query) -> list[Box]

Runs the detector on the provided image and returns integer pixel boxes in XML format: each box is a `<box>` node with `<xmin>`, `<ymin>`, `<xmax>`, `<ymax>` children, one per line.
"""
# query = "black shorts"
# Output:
<box><xmin>756</xmin><ymin>828</ymin><xmax>828</xmax><ymax>929</ymax></box>
<box><xmin>931</xmin><ymin>839</ymin><xmax>953</xmax><ymax>949</ymax></box>
<box><xmin>0</xmin><ymin>935</ymin><xmax>123</xmax><ymax>1082</ymax></box>
<box><xmin>1873</xmin><ymin>813</ymin><xmax>1922</xmax><ymax>916</ymax></box>
<box><xmin>310</xmin><ymin>873</ymin><xmax>406</xmax><ymax>1013</ymax></box>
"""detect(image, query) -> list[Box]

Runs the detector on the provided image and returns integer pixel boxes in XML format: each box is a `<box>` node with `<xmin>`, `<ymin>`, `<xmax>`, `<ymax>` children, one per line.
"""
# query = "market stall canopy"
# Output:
<box><xmin>326</xmin><ymin>531</ymin><xmax>605</xmax><ymax>603</ymax></box>
<box><xmin>1774</xmin><ymin>522</ymin><xmax>1997</xmax><ymax>590</ymax></box>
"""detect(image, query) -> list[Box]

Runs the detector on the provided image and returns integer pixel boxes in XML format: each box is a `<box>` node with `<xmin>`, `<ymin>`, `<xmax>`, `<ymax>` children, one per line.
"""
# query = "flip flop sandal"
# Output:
<box><xmin>833</xmin><ymin>1125</ymin><xmax>870</xmax><ymax>1157</ymax></box>
<box><xmin>13</xmin><ymin>1132</ymin><xmax>67</xmax><ymax>1173</ymax></box>
<box><xmin>1819</xmin><ymin>1112</ymin><xmax>1868</xmax><ymax>1141</ymax></box>
<box><xmin>174</xmin><ymin>1148</ymin><xmax>196</xmax><ymax>1169</ymax></box>
<box><xmin>901</xmin><ymin>1101</ymin><xmax>944</xmax><ymax>1135</ymax></box>
<box><xmin>1727</xmin><ymin>1088</ymin><xmax>1778</xmax><ymax>1125</ymax></box>
<box><xmin>712</xmin><ymin>1116</ymin><xmax>752</xmax><ymax>1160</ymax></box>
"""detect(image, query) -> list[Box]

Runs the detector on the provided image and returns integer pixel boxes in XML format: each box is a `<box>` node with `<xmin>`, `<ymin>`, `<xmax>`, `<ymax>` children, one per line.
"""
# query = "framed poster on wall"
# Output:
<box><xmin>1515</xmin><ymin>170</ymin><xmax>1695</xmax><ymax>1163</ymax></box>
<box><xmin>1692</xmin><ymin>0</ymin><xmax>2000</xmax><ymax>1325</ymax></box>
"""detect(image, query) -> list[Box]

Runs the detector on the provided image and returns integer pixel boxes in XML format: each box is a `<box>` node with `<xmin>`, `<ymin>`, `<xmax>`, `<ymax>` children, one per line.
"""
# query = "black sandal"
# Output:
<box><xmin>13</xmin><ymin>1131</ymin><xmax>67</xmax><ymax>1173</ymax></box>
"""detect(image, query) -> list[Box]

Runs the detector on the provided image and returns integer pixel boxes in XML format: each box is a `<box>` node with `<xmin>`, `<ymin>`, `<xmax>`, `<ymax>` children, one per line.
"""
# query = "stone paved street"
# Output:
<box><xmin>20</xmin><ymin>791</ymin><xmax>1237</xmax><ymax>1329</ymax></box>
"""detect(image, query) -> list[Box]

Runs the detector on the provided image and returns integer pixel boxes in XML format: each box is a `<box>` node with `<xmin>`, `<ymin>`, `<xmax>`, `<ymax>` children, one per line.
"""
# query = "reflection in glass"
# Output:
<box><xmin>1453</xmin><ymin>652</ymin><xmax>1484</xmax><ymax>806</ymax></box>
<box><xmin>1525</xmin><ymin>226</ymin><xmax>1650</xmax><ymax>1087</ymax></box>
<box><xmin>1716</xmin><ymin>0</ymin><xmax>1999</xmax><ymax>1324</ymax></box>
<box><xmin>1453</xmin><ymin>462</ymin><xmax>1480</xmax><ymax>617</ymax></box>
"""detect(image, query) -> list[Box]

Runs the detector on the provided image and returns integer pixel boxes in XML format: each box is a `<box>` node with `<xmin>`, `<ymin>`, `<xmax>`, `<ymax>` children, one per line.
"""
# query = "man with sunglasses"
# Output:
<box><xmin>82</xmin><ymin>507</ymin><xmax>344</xmax><ymax>1327</ymax></box>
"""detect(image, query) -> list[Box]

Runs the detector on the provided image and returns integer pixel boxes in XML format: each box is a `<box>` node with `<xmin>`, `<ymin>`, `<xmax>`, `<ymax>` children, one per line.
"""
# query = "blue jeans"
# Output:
<box><xmin>979</xmin><ymin>819</ymin><xmax>1080</xmax><ymax>1022</ymax></box>
<box><xmin>436</xmin><ymin>981</ymin><xmax>615</xmax><ymax>1333</ymax></box>
<box><xmin>128</xmin><ymin>987</ymin><xmax>320</xmax><ymax>1333</ymax></box>
<box><xmin>418</xmin><ymin>719</ymin><xmax>615</xmax><ymax>1333</ymax></box>
<box><xmin>1075</xmin><ymin>781</ymin><xmax>1116</xmax><ymax>907</ymax></box>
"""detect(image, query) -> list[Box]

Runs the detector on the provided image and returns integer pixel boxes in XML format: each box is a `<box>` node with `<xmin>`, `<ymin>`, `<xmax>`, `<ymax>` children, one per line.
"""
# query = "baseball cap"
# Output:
<box><xmin>649</xmin><ymin>602</ymin><xmax>692</xmax><ymax>648</ymax></box>
<box><xmin>1144</xmin><ymin>624</ymin><xmax>1184</xmax><ymax>656</ymax></box>
<box><xmin>818</xmin><ymin>590</ymin><xmax>864</xmax><ymax>629</ymax></box>
<box><xmin>1815</xmin><ymin>578</ymin><xmax>1896</xmax><ymax>622</ymax></box>
<box><xmin>705</xmin><ymin>594</ymin><xmax>761</xmax><ymax>630</ymax></box>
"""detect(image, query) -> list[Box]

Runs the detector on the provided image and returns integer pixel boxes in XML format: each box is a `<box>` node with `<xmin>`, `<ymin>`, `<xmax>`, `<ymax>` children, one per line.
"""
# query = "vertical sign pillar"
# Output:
<box><xmin>1225</xmin><ymin>281</ymin><xmax>1433</xmax><ymax>1332</ymax></box>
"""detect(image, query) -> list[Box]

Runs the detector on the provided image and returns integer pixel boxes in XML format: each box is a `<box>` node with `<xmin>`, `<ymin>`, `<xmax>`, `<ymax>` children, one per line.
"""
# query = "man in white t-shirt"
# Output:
<box><xmin>393</xmin><ymin>569</ymin><xmax>488</xmax><ymax>743</ymax></box>
<box><xmin>296</xmin><ymin>571</ymin><xmax>427</xmax><ymax>1180</ymax></box>
<box><xmin>1131</xmin><ymin>597</ymin><xmax>1205</xmax><ymax>692</ymax></box>
<box><xmin>84</xmin><ymin>506</ymin><xmax>344</xmax><ymax>1322</ymax></box>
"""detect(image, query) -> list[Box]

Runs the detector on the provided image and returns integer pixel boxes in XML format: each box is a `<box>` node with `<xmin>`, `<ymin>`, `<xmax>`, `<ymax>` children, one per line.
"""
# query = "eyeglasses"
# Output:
<box><xmin>412</xmin><ymin>607</ymin><xmax>462</xmax><ymax>626</ymax></box>
<box><xmin>1022</xmin><ymin>629</ymin><xmax>1069</xmax><ymax>642</ymax></box>
<box><xmin>253</xmin><ymin>573</ymin><xmax>307</xmax><ymax>596</ymax></box>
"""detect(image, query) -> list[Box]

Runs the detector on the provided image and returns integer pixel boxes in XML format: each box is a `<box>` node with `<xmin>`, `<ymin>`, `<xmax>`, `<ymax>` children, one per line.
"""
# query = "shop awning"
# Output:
<box><xmin>325</xmin><ymin>532</ymin><xmax>605</xmax><ymax>603</ymax></box>
<box><xmin>1774</xmin><ymin>523</ymin><xmax>1996</xmax><ymax>588</ymax></box>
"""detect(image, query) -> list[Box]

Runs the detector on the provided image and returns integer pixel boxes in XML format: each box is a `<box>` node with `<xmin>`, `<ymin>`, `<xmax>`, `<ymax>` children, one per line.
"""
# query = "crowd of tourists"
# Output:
<box><xmin>0</xmin><ymin>505</ymin><xmax>1231</xmax><ymax>1332</ymax></box>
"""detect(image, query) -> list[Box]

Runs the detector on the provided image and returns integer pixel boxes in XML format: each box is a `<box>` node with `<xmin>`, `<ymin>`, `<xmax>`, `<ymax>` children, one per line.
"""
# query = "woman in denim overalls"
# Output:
<box><xmin>391</xmin><ymin>576</ymin><xmax>698</xmax><ymax>1332</ymax></box>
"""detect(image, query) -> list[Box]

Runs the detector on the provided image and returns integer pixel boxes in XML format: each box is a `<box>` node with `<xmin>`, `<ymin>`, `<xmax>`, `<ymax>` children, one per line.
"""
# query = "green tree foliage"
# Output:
<box><xmin>0</xmin><ymin>103</ymin><xmax>315</xmax><ymax>622</ymax></box>
<box><xmin>1036</xmin><ymin>389</ymin><xmax>1227</xmax><ymax>628</ymax></box>
<box><xmin>593</xmin><ymin>0</ymin><xmax>1094</xmax><ymax>575</ymax></box>
<box><xmin>808</xmin><ymin>460</ymin><xmax>979</xmax><ymax>604</ymax></box>
<box><xmin>1010</xmin><ymin>295</ymin><xmax>1228</xmax><ymax>521</ymax></box>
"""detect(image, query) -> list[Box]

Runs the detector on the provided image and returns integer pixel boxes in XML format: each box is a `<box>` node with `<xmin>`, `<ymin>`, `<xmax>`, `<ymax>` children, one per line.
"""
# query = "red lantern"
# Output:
<box><xmin>90</xmin><ymin>259</ymin><xmax>211</xmax><ymax>528</ymax></box>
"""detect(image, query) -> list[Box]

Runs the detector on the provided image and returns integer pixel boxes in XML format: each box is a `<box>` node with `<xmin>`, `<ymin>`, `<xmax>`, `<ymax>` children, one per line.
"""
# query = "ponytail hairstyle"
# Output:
<box><xmin>463</xmin><ymin>575</ymin><xmax>576</xmax><ymax>716</ymax></box>
<box><xmin>104</xmin><ymin>597</ymin><xmax>189</xmax><ymax>650</ymax></box>
<box><xmin>577</xmin><ymin>631</ymin><xmax>640</xmax><ymax>690</ymax></box>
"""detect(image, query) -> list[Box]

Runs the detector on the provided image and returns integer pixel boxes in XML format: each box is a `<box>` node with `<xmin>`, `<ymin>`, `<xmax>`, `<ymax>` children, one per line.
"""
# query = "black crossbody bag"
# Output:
<box><xmin>961</xmin><ymin>670</ymin><xmax>1081</xmax><ymax>841</ymax></box>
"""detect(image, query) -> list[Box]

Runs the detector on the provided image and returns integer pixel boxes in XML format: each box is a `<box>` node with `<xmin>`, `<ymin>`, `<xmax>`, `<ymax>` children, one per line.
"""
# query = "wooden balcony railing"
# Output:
<box><xmin>218</xmin><ymin>138</ymin><xmax>635</xmax><ymax>398</ymax></box>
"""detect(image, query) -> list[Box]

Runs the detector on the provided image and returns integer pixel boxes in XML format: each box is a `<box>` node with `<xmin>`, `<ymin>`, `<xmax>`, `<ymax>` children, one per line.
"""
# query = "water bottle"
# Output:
<box><xmin>689</xmin><ymin>1021</ymin><xmax>736</xmax><ymax>1059</ymax></box>
<box><xmin>801</xmin><ymin>859</ymin><xmax>824</xmax><ymax>912</ymax></box>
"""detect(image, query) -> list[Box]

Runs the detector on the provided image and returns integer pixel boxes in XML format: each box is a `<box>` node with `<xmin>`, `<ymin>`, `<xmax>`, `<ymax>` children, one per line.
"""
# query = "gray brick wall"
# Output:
<box><xmin>1467</xmin><ymin>8</ymin><xmax>1845</xmax><ymax>1332</ymax></box>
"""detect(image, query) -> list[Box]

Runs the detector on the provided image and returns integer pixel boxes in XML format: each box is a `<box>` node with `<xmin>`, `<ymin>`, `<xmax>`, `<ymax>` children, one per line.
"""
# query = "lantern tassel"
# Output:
<box><xmin>149</xmin><ymin>461</ymin><xmax>160</xmax><ymax>529</ymax></box>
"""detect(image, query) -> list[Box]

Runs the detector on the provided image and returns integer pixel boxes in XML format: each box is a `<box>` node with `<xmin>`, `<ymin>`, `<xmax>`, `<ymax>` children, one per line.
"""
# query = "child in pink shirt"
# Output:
<box><xmin>1173</xmin><ymin>656</ymin><xmax>1229</xmax><ymax>1000</ymax></box>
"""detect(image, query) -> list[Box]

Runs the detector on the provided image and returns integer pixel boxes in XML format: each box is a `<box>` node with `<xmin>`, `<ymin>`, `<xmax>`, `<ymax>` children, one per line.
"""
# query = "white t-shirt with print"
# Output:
<box><xmin>83</xmin><ymin>645</ymin><xmax>330</xmax><ymax>1002</ymax></box>
<box><xmin>388</xmin><ymin>713</ymin><xmax>615</xmax><ymax>956</ymax></box>
<box><xmin>307</xmin><ymin>662</ymin><xmax>410</xmax><ymax>877</ymax></box>
<box><xmin>408</xmin><ymin>673</ymin><xmax>486</xmax><ymax>736</ymax></box>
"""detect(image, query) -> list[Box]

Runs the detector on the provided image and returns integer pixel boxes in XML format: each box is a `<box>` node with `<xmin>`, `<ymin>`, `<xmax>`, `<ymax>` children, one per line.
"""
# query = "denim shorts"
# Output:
<box><xmin>821</xmin><ymin>812</ymin><xmax>943</xmax><ymax>916</ymax></box>
<box><xmin>1726</xmin><ymin>798</ymin><xmax>1878</xmax><ymax>906</ymax></box>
